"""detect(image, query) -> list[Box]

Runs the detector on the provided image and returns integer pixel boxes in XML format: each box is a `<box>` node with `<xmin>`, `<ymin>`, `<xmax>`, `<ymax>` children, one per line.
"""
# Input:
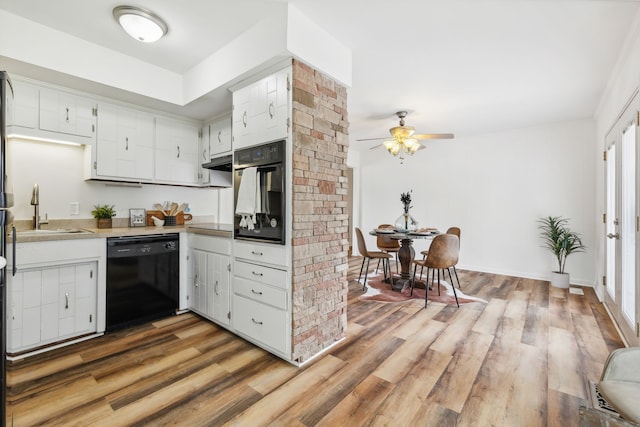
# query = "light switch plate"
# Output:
<box><xmin>70</xmin><ymin>202</ymin><xmax>80</xmax><ymax>216</ymax></box>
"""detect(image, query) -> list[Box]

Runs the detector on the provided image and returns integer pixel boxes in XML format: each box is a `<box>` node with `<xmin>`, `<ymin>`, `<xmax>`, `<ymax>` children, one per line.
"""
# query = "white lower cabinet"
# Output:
<box><xmin>232</xmin><ymin>294</ymin><xmax>288</xmax><ymax>354</ymax></box>
<box><xmin>189</xmin><ymin>235</ymin><xmax>231</xmax><ymax>326</ymax></box>
<box><xmin>232</xmin><ymin>240</ymin><xmax>290</xmax><ymax>358</ymax></box>
<box><xmin>6</xmin><ymin>239</ymin><xmax>103</xmax><ymax>354</ymax></box>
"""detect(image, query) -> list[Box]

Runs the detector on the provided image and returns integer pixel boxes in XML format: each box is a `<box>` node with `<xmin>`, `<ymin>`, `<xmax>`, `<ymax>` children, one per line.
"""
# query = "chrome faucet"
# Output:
<box><xmin>30</xmin><ymin>184</ymin><xmax>47</xmax><ymax>229</ymax></box>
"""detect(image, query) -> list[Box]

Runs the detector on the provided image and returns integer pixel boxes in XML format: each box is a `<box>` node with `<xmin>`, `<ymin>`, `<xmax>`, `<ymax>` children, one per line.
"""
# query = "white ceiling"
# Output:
<box><xmin>1</xmin><ymin>0</ymin><xmax>639</xmax><ymax>147</ymax></box>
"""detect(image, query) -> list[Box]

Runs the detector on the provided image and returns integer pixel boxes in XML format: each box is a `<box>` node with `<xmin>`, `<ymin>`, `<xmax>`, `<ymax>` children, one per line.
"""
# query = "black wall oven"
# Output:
<box><xmin>234</xmin><ymin>140</ymin><xmax>286</xmax><ymax>244</ymax></box>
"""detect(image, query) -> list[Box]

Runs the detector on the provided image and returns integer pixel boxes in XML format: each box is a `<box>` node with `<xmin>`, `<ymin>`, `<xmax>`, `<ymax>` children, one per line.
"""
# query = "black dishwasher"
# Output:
<box><xmin>106</xmin><ymin>234</ymin><xmax>179</xmax><ymax>331</ymax></box>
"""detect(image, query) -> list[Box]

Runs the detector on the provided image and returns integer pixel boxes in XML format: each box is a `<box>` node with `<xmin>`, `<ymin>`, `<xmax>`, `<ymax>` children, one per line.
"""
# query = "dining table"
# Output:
<box><xmin>370</xmin><ymin>228</ymin><xmax>439</xmax><ymax>292</ymax></box>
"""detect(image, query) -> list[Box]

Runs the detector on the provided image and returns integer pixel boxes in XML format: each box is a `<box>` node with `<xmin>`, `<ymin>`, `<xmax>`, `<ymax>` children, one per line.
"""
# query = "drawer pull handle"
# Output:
<box><xmin>65</xmin><ymin>292</ymin><xmax>69</xmax><ymax>309</ymax></box>
<box><xmin>251</xmin><ymin>271</ymin><xmax>264</xmax><ymax>277</ymax></box>
<box><xmin>268</xmin><ymin>101</ymin><xmax>275</xmax><ymax>118</ymax></box>
<box><xmin>251</xmin><ymin>318</ymin><xmax>263</xmax><ymax>325</ymax></box>
<box><xmin>242</xmin><ymin>111</ymin><xmax>248</xmax><ymax>128</ymax></box>
<box><xmin>251</xmin><ymin>251</ymin><xmax>263</xmax><ymax>256</ymax></box>
<box><xmin>251</xmin><ymin>289</ymin><xmax>263</xmax><ymax>295</ymax></box>
<box><xmin>214</xmin><ymin>280</ymin><xmax>219</xmax><ymax>296</ymax></box>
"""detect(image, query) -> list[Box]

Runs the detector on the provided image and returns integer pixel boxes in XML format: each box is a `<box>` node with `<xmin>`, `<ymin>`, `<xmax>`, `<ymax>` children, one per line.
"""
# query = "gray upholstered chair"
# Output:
<box><xmin>597</xmin><ymin>347</ymin><xmax>640</xmax><ymax>424</ymax></box>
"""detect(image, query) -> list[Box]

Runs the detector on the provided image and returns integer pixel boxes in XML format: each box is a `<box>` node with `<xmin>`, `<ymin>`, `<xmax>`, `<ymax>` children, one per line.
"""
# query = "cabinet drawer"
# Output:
<box><xmin>234</xmin><ymin>261</ymin><xmax>287</xmax><ymax>289</ymax></box>
<box><xmin>190</xmin><ymin>234</ymin><xmax>231</xmax><ymax>255</ymax></box>
<box><xmin>234</xmin><ymin>276</ymin><xmax>287</xmax><ymax>310</ymax></box>
<box><xmin>233</xmin><ymin>295</ymin><xmax>287</xmax><ymax>355</ymax></box>
<box><xmin>233</xmin><ymin>240</ymin><xmax>289</xmax><ymax>267</ymax></box>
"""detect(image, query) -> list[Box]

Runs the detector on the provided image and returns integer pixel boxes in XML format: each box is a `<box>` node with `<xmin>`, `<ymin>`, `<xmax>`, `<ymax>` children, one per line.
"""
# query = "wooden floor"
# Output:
<box><xmin>6</xmin><ymin>257</ymin><xmax>625</xmax><ymax>426</ymax></box>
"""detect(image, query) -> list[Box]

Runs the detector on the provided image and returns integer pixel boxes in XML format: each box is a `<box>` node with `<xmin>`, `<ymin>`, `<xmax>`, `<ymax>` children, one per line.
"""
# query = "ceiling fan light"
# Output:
<box><xmin>113</xmin><ymin>6</ymin><xmax>168</xmax><ymax>43</ymax></box>
<box><xmin>384</xmin><ymin>140</ymin><xmax>400</xmax><ymax>156</ymax></box>
<box><xmin>404</xmin><ymin>138</ymin><xmax>418</xmax><ymax>149</ymax></box>
<box><xmin>408</xmin><ymin>144</ymin><xmax>421</xmax><ymax>154</ymax></box>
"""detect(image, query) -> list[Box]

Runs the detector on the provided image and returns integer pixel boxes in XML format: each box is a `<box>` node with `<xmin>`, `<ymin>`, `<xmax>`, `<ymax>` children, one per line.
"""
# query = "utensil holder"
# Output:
<box><xmin>164</xmin><ymin>215</ymin><xmax>177</xmax><ymax>226</ymax></box>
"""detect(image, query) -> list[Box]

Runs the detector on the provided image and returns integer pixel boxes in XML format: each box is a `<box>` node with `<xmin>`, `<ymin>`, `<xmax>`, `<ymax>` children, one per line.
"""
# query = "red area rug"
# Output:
<box><xmin>358</xmin><ymin>272</ymin><xmax>487</xmax><ymax>305</ymax></box>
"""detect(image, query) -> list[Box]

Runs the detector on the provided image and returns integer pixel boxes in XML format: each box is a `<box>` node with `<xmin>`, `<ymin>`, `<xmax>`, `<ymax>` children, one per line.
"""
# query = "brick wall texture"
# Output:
<box><xmin>291</xmin><ymin>59</ymin><xmax>350</xmax><ymax>363</ymax></box>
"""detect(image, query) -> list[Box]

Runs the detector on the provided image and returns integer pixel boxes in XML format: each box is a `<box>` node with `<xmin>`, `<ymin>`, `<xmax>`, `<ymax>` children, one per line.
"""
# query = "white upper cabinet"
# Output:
<box><xmin>208</xmin><ymin>115</ymin><xmax>232</xmax><ymax>156</ymax></box>
<box><xmin>6</xmin><ymin>80</ymin><xmax>39</xmax><ymax>130</ymax></box>
<box><xmin>93</xmin><ymin>103</ymin><xmax>154</xmax><ymax>181</ymax></box>
<box><xmin>232</xmin><ymin>66</ymin><xmax>291</xmax><ymax>150</ymax></box>
<box><xmin>155</xmin><ymin>117</ymin><xmax>200</xmax><ymax>185</ymax></box>
<box><xmin>39</xmin><ymin>88</ymin><xmax>96</xmax><ymax>139</ymax></box>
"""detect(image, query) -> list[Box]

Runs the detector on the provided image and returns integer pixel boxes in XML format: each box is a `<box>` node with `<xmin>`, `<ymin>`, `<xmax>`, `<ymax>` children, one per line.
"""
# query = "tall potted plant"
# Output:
<box><xmin>92</xmin><ymin>204</ymin><xmax>116</xmax><ymax>229</ymax></box>
<box><xmin>538</xmin><ymin>216</ymin><xmax>586</xmax><ymax>288</ymax></box>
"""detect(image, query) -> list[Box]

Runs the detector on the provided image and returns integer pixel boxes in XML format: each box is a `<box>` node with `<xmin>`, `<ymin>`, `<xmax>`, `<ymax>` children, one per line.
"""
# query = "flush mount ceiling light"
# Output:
<box><xmin>113</xmin><ymin>6</ymin><xmax>168</xmax><ymax>43</ymax></box>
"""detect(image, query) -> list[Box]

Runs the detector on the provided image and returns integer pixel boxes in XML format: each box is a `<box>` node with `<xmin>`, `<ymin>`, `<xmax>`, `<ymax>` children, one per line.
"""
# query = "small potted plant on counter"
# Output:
<box><xmin>92</xmin><ymin>204</ymin><xmax>116</xmax><ymax>229</ymax></box>
<box><xmin>538</xmin><ymin>216</ymin><xmax>586</xmax><ymax>288</ymax></box>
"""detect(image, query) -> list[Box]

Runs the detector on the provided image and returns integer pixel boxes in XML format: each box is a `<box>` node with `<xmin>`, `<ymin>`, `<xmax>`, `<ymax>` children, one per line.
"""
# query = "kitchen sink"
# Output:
<box><xmin>16</xmin><ymin>228</ymin><xmax>95</xmax><ymax>236</ymax></box>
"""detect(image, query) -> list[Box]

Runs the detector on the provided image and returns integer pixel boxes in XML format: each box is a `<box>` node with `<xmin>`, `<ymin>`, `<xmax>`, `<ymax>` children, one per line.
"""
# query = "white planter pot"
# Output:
<box><xmin>550</xmin><ymin>271</ymin><xmax>570</xmax><ymax>288</ymax></box>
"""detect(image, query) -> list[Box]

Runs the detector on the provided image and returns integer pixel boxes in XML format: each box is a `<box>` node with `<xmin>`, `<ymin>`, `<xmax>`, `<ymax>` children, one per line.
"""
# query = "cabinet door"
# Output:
<box><xmin>191</xmin><ymin>249</ymin><xmax>209</xmax><ymax>315</ymax></box>
<box><xmin>210</xmin><ymin>253</ymin><xmax>230</xmax><ymax>326</ymax></box>
<box><xmin>96</xmin><ymin>103</ymin><xmax>154</xmax><ymax>180</ymax></box>
<box><xmin>7</xmin><ymin>81</ymin><xmax>39</xmax><ymax>129</ymax></box>
<box><xmin>155</xmin><ymin>117</ymin><xmax>199</xmax><ymax>184</ymax></box>
<box><xmin>209</xmin><ymin>116</ymin><xmax>232</xmax><ymax>156</ymax></box>
<box><xmin>6</xmin><ymin>262</ymin><xmax>98</xmax><ymax>353</ymax></box>
<box><xmin>198</xmin><ymin>127</ymin><xmax>210</xmax><ymax>185</ymax></box>
<box><xmin>232</xmin><ymin>67</ymin><xmax>291</xmax><ymax>150</ymax></box>
<box><xmin>40</xmin><ymin>88</ymin><xmax>95</xmax><ymax>138</ymax></box>
<box><xmin>265</xmin><ymin>69</ymin><xmax>290</xmax><ymax>142</ymax></box>
<box><xmin>232</xmin><ymin>86</ymin><xmax>252</xmax><ymax>149</ymax></box>
<box><xmin>75</xmin><ymin>263</ymin><xmax>97</xmax><ymax>333</ymax></box>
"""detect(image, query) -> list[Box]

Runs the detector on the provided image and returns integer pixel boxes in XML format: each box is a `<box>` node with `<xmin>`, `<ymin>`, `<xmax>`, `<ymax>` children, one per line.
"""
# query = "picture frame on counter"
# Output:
<box><xmin>129</xmin><ymin>208</ymin><xmax>146</xmax><ymax>227</ymax></box>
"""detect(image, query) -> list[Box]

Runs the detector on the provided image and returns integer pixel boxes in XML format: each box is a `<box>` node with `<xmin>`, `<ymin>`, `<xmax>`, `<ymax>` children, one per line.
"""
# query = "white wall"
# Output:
<box><xmin>7</xmin><ymin>139</ymin><xmax>228</xmax><ymax>223</ymax></box>
<box><xmin>356</xmin><ymin>118</ymin><xmax>597</xmax><ymax>285</ymax></box>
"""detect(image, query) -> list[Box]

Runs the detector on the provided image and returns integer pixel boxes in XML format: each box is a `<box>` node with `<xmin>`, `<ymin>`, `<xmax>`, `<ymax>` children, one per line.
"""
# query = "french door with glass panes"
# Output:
<box><xmin>604</xmin><ymin>92</ymin><xmax>639</xmax><ymax>346</ymax></box>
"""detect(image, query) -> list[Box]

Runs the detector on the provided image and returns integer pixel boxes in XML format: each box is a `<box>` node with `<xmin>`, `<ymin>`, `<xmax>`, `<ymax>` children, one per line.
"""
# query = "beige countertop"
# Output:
<box><xmin>10</xmin><ymin>222</ymin><xmax>233</xmax><ymax>243</ymax></box>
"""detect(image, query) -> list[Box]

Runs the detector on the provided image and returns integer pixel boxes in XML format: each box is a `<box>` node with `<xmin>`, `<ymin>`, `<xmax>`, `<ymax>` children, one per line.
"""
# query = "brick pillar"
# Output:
<box><xmin>290</xmin><ymin>59</ymin><xmax>349</xmax><ymax>363</ymax></box>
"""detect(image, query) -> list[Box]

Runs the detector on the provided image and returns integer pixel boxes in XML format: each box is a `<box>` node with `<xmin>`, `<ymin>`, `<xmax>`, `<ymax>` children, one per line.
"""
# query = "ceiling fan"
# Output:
<box><xmin>358</xmin><ymin>111</ymin><xmax>454</xmax><ymax>157</ymax></box>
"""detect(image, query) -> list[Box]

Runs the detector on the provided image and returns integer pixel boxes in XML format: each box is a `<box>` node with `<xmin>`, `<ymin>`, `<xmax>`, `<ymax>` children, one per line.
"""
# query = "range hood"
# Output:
<box><xmin>202</xmin><ymin>154</ymin><xmax>232</xmax><ymax>171</ymax></box>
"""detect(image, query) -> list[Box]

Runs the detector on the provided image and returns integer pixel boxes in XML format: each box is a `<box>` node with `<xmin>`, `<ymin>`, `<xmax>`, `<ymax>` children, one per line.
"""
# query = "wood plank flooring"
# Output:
<box><xmin>5</xmin><ymin>258</ymin><xmax>625</xmax><ymax>426</ymax></box>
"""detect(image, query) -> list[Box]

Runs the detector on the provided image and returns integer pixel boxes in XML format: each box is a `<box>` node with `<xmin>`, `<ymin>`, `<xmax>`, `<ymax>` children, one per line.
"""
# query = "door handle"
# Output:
<box><xmin>607</xmin><ymin>233</ymin><xmax>619</xmax><ymax>239</ymax></box>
